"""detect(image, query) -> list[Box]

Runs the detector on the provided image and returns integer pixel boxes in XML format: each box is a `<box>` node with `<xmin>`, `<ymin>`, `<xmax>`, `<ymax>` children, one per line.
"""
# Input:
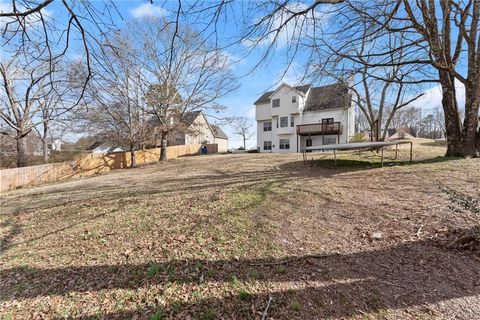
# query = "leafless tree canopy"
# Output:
<box><xmin>231</xmin><ymin>116</ymin><xmax>255</xmax><ymax>150</ymax></box>
<box><xmin>137</xmin><ymin>18</ymin><xmax>238</xmax><ymax>161</ymax></box>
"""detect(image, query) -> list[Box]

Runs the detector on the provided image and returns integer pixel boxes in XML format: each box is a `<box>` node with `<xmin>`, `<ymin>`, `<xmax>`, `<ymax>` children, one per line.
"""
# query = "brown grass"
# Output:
<box><xmin>1</xmin><ymin>139</ymin><xmax>479</xmax><ymax>319</ymax></box>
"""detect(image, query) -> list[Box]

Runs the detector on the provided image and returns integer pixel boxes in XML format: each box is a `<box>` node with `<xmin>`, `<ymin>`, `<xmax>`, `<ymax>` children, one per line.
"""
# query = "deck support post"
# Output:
<box><xmin>334</xmin><ymin>149</ymin><xmax>337</xmax><ymax>166</ymax></box>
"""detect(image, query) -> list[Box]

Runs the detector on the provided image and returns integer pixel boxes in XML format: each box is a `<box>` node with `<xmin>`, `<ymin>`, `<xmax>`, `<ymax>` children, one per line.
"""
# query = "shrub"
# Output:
<box><xmin>349</xmin><ymin>133</ymin><xmax>367</xmax><ymax>143</ymax></box>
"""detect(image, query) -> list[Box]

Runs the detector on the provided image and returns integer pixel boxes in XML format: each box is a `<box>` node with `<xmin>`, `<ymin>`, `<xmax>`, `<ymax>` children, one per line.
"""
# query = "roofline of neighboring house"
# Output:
<box><xmin>179</xmin><ymin>111</ymin><xmax>229</xmax><ymax>140</ymax></box>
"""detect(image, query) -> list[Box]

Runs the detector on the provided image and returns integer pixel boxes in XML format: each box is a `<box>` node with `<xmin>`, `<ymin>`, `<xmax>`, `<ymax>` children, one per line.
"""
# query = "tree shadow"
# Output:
<box><xmin>279</xmin><ymin>154</ymin><xmax>463</xmax><ymax>176</ymax></box>
<box><xmin>0</xmin><ymin>218</ymin><xmax>21</xmax><ymax>254</ymax></box>
<box><xmin>1</xmin><ymin>228</ymin><xmax>479</xmax><ymax>319</ymax></box>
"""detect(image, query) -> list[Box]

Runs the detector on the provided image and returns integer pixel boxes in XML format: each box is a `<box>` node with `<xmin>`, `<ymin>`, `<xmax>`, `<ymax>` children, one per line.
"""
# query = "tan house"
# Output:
<box><xmin>210</xmin><ymin>124</ymin><xmax>229</xmax><ymax>153</ymax></box>
<box><xmin>153</xmin><ymin>111</ymin><xmax>229</xmax><ymax>153</ymax></box>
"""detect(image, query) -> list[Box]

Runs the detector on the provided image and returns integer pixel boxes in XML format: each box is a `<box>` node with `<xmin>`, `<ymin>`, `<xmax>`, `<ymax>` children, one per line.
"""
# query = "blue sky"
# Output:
<box><xmin>102</xmin><ymin>1</ymin><xmax>317</xmax><ymax>149</ymax></box>
<box><xmin>1</xmin><ymin>1</ymin><xmax>467</xmax><ymax>148</ymax></box>
<box><xmin>111</xmin><ymin>1</ymin><xmax>465</xmax><ymax>149</ymax></box>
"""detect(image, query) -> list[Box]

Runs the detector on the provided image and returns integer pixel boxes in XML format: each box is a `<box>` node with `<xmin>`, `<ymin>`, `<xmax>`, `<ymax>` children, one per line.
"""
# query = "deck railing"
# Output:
<box><xmin>296</xmin><ymin>122</ymin><xmax>342</xmax><ymax>135</ymax></box>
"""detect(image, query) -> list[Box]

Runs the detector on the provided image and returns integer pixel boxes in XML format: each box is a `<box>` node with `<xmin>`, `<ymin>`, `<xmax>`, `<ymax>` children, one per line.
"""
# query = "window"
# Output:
<box><xmin>279</xmin><ymin>139</ymin><xmax>290</xmax><ymax>149</ymax></box>
<box><xmin>322</xmin><ymin>118</ymin><xmax>334</xmax><ymax>124</ymax></box>
<box><xmin>272</xmin><ymin>99</ymin><xmax>280</xmax><ymax>108</ymax></box>
<box><xmin>263</xmin><ymin>121</ymin><xmax>272</xmax><ymax>131</ymax></box>
<box><xmin>292</xmin><ymin>96</ymin><xmax>297</xmax><ymax>103</ymax></box>
<box><xmin>276</xmin><ymin>117</ymin><xmax>279</xmax><ymax>128</ymax></box>
<box><xmin>280</xmin><ymin>117</ymin><xmax>288</xmax><ymax>127</ymax></box>
<box><xmin>263</xmin><ymin>141</ymin><xmax>272</xmax><ymax>150</ymax></box>
<box><xmin>324</xmin><ymin>137</ymin><xmax>337</xmax><ymax>145</ymax></box>
<box><xmin>290</xmin><ymin>115</ymin><xmax>295</xmax><ymax>127</ymax></box>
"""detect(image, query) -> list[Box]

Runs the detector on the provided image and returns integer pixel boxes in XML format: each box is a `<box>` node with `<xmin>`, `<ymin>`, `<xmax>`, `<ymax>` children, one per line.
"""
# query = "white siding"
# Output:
<box><xmin>255</xmin><ymin>84</ymin><xmax>355</xmax><ymax>153</ymax></box>
<box><xmin>301</xmin><ymin>108</ymin><xmax>352</xmax><ymax>145</ymax></box>
<box><xmin>270</xmin><ymin>85</ymin><xmax>302</xmax><ymax>117</ymax></box>
<box><xmin>256</xmin><ymin>103</ymin><xmax>271</xmax><ymax>121</ymax></box>
<box><xmin>257</xmin><ymin>121</ymin><xmax>274</xmax><ymax>152</ymax></box>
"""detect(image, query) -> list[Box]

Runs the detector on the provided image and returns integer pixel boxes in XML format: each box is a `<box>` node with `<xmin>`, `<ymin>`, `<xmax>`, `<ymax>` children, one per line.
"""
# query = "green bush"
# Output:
<box><xmin>349</xmin><ymin>133</ymin><xmax>367</xmax><ymax>143</ymax></box>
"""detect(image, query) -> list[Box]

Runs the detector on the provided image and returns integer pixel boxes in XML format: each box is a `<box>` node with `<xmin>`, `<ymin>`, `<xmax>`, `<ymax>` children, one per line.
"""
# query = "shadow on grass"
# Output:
<box><xmin>1</xmin><ymin>228</ymin><xmax>479</xmax><ymax>319</ymax></box>
<box><xmin>299</xmin><ymin>155</ymin><xmax>461</xmax><ymax>170</ymax></box>
<box><xmin>420</xmin><ymin>140</ymin><xmax>448</xmax><ymax>148</ymax></box>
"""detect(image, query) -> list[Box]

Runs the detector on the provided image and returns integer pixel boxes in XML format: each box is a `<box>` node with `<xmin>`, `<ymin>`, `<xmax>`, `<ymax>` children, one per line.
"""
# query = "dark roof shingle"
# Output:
<box><xmin>210</xmin><ymin>124</ymin><xmax>228</xmax><ymax>139</ymax></box>
<box><xmin>304</xmin><ymin>83</ymin><xmax>351</xmax><ymax>112</ymax></box>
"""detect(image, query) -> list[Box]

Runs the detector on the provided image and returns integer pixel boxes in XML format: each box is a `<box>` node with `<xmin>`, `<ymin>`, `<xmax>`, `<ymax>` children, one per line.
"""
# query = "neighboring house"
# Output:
<box><xmin>151</xmin><ymin>111</ymin><xmax>229</xmax><ymax>153</ymax></box>
<box><xmin>387</xmin><ymin>128</ymin><xmax>417</xmax><ymax>140</ymax></box>
<box><xmin>210</xmin><ymin>124</ymin><xmax>229</xmax><ymax>153</ymax></box>
<box><xmin>0</xmin><ymin>131</ymin><xmax>60</xmax><ymax>156</ymax></box>
<box><xmin>87</xmin><ymin>142</ymin><xmax>124</xmax><ymax>154</ymax></box>
<box><xmin>254</xmin><ymin>82</ymin><xmax>355</xmax><ymax>153</ymax></box>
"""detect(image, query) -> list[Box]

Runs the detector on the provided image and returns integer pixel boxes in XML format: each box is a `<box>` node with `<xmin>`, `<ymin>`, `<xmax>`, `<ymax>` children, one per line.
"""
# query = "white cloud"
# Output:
<box><xmin>0</xmin><ymin>0</ymin><xmax>53</xmax><ymax>30</ymax></box>
<box><xmin>410</xmin><ymin>79</ymin><xmax>465</xmax><ymax>111</ymax></box>
<box><xmin>272</xmin><ymin>61</ymin><xmax>305</xmax><ymax>86</ymax></box>
<box><xmin>243</xmin><ymin>2</ymin><xmax>331</xmax><ymax>49</ymax></box>
<box><xmin>130</xmin><ymin>3</ymin><xmax>165</xmax><ymax>18</ymax></box>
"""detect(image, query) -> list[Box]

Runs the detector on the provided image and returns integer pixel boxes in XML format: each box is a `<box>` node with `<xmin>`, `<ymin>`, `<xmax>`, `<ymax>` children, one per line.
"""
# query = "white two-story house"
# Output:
<box><xmin>254</xmin><ymin>82</ymin><xmax>355</xmax><ymax>153</ymax></box>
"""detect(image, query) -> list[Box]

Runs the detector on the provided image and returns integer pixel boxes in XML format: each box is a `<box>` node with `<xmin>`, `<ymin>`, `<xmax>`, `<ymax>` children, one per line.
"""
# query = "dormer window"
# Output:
<box><xmin>272</xmin><ymin>99</ymin><xmax>280</xmax><ymax>108</ymax></box>
<box><xmin>292</xmin><ymin>96</ymin><xmax>297</xmax><ymax>103</ymax></box>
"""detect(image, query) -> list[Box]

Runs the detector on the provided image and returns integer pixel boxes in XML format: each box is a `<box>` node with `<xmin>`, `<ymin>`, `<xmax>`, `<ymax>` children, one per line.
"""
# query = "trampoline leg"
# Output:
<box><xmin>409</xmin><ymin>142</ymin><xmax>413</xmax><ymax>162</ymax></box>
<box><xmin>381</xmin><ymin>147</ymin><xmax>384</xmax><ymax>167</ymax></box>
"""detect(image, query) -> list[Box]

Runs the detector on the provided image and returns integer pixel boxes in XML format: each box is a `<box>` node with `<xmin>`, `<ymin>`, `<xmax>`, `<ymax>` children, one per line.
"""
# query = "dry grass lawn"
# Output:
<box><xmin>1</xmin><ymin>139</ymin><xmax>480</xmax><ymax>319</ymax></box>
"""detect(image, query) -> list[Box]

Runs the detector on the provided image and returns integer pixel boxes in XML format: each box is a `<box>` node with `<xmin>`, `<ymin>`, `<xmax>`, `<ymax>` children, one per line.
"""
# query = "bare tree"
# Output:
<box><xmin>388</xmin><ymin>0</ymin><xmax>480</xmax><ymax>156</ymax></box>
<box><xmin>138</xmin><ymin>18</ymin><xmax>238</xmax><ymax>161</ymax></box>
<box><xmin>81</xmin><ymin>33</ymin><xmax>150</xmax><ymax>168</ymax></box>
<box><xmin>231</xmin><ymin>116</ymin><xmax>254</xmax><ymax>150</ymax></box>
<box><xmin>1</xmin><ymin>1</ymin><xmax>119</xmax><ymax>100</ymax></box>
<box><xmin>216</xmin><ymin>0</ymin><xmax>479</xmax><ymax>156</ymax></box>
<box><xmin>0</xmin><ymin>58</ymin><xmax>52</xmax><ymax>167</ymax></box>
<box><xmin>322</xmin><ymin>0</ymin><xmax>480</xmax><ymax>156</ymax></box>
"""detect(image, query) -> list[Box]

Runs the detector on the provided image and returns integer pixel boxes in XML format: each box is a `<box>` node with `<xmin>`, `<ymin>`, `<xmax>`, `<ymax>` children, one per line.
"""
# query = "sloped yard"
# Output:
<box><xmin>1</xmin><ymin>140</ymin><xmax>480</xmax><ymax>319</ymax></box>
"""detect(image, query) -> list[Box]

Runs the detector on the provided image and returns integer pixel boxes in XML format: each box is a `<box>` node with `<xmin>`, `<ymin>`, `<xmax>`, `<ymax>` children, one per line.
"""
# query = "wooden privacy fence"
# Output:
<box><xmin>0</xmin><ymin>144</ymin><xmax>213</xmax><ymax>193</ymax></box>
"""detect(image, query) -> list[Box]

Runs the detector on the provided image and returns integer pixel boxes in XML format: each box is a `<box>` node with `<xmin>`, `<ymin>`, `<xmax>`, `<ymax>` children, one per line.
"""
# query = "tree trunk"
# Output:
<box><xmin>16</xmin><ymin>133</ymin><xmax>29</xmax><ymax>167</ymax></box>
<box><xmin>159</xmin><ymin>130</ymin><xmax>168</xmax><ymax>161</ymax></box>
<box><xmin>130</xmin><ymin>144</ymin><xmax>137</xmax><ymax>168</ymax></box>
<box><xmin>43</xmin><ymin>112</ymin><xmax>49</xmax><ymax>163</ymax></box>
<box><xmin>440</xmin><ymin>73</ymin><xmax>465</xmax><ymax>157</ymax></box>
<box><xmin>43</xmin><ymin>139</ymin><xmax>48</xmax><ymax>164</ymax></box>
<box><xmin>476</xmin><ymin>128</ymin><xmax>480</xmax><ymax>153</ymax></box>
<box><xmin>369</xmin><ymin>122</ymin><xmax>376</xmax><ymax>142</ymax></box>
<box><xmin>243</xmin><ymin>136</ymin><xmax>246</xmax><ymax>150</ymax></box>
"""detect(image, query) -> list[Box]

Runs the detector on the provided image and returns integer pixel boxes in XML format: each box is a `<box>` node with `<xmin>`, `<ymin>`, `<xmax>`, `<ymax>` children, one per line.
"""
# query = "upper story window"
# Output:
<box><xmin>263</xmin><ymin>121</ymin><xmax>272</xmax><ymax>131</ymax></box>
<box><xmin>272</xmin><ymin>99</ymin><xmax>280</xmax><ymax>108</ymax></box>
<box><xmin>322</xmin><ymin>118</ymin><xmax>334</xmax><ymax>124</ymax></box>
<box><xmin>290</xmin><ymin>115</ymin><xmax>295</xmax><ymax>127</ymax></box>
<box><xmin>292</xmin><ymin>96</ymin><xmax>297</xmax><ymax>103</ymax></box>
<box><xmin>280</xmin><ymin>116</ymin><xmax>288</xmax><ymax>127</ymax></box>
